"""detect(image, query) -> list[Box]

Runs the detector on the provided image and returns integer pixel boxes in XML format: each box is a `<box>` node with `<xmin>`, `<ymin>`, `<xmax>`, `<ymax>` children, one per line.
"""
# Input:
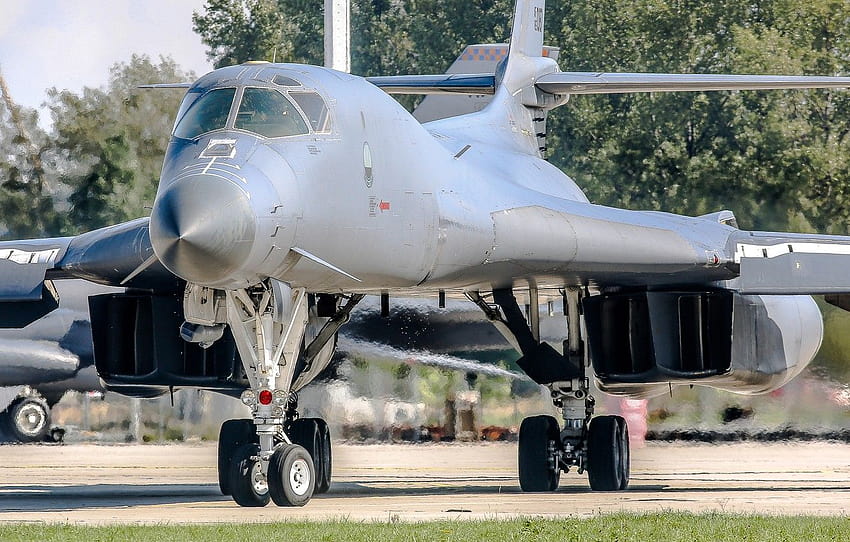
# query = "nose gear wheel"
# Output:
<box><xmin>268</xmin><ymin>443</ymin><xmax>315</xmax><ymax>506</ymax></box>
<box><xmin>229</xmin><ymin>442</ymin><xmax>270</xmax><ymax>507</ymax></box>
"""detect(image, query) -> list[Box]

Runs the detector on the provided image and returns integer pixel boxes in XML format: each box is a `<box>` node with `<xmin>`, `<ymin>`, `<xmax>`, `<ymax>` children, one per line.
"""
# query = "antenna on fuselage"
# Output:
<box><xmin>324</xmin><ymin>0</ymin><xmax>350</xmax><ymax>73</ymax></box>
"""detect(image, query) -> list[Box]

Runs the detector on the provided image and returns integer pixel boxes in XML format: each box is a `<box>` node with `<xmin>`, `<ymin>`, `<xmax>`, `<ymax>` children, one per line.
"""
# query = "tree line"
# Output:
<box><xmin>0</xmin><ymin>56</ymin><xmax>190</xmax><ymax>238</ymax></box>
<box><xmin>2</xmin><ymin>0</ymin><xmax>849</xmax><ymax>240</ymax></box>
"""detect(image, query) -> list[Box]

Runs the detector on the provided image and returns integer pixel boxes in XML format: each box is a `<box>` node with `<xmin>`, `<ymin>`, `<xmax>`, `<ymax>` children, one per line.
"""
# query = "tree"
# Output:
<box><xmin>0</xmin><ymin>68</ymin><xmax>63</xmax><ymax>239</ymax></box>
<box><xmin>48</xmin><ymin>55</ymin><xmax>194</xmax><ymax>233</ymax></box>
<box><xmin>193</xmin><ymin>0</ymin><xmax>289</xmax><ymax>67</ymax></box>
<box><xmin>547</xmin><ymin>0</ymin><xmax>850</xmax><ymax>233</ymax></box>
<box><xmin>193</xmin><ymin>0</ymin><xmax>511</xmax><ymax>74</ymax></box>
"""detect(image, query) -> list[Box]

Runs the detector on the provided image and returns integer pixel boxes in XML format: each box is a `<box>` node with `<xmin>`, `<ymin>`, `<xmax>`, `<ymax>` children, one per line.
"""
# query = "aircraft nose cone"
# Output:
<box><xmin>150</xmin><ymin>175</ymin><xmax>256</xmax><ymax>285</ymax></box>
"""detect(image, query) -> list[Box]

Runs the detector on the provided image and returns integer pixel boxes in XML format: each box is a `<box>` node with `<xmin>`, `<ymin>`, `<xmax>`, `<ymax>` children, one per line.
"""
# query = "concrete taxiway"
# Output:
<box><xmin>0</xmin><ymin>441</ymin><xmax>847</xmax><ymax>523</ymax></box>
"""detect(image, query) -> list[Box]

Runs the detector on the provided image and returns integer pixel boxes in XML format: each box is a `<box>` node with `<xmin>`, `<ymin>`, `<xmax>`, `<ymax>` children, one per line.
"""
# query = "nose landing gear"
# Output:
<box><xmin>218</xmin><ymin>415</ymin><xmax>332</xmax><ymax>507</ymax></box>
<box><xmin>203</xmin><ymin>281</ymin><xmax>359</xmax><ymax>507</ymax></box>
<box><xmin>229</xmin><ymin>442</ymin><xmax>270</xmax><ymax>507</ymax></box>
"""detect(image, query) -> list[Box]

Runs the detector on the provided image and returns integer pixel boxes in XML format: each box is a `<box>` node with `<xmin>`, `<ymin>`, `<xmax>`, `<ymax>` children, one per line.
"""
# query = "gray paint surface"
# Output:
<box><xmin>0</xmin><ymin>0</ymin><xmax>849</xmax><ymax>400</ymax></box>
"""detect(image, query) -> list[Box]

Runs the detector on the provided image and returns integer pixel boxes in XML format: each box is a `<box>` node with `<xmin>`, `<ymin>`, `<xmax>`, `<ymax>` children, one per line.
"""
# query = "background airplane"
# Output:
<box><xmin>3</xmin><ymin>0</ymin><xmax>850</xmax><ymax>508</ymax></box>
<box><xmin>0</xmin><ymin>280</ymin><xmax>117</xmax><ymax>442</ymax></box>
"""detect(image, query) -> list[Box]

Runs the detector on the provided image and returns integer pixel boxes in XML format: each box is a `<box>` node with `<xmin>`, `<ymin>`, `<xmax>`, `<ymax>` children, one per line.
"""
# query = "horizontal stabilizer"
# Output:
<box><xmin>366</xmin><ymin>74</ymin><xmax>495</xmax><ymax>95</ymax></box>
<box><xmin>368</xmin><ymin>71</ymin><xmax>850</xmax><ymax>98</ymax></box>
<box><xmin>535</xmin><ymin>72</ymin><xmax>850</xmax><ymax>95</ymax></box>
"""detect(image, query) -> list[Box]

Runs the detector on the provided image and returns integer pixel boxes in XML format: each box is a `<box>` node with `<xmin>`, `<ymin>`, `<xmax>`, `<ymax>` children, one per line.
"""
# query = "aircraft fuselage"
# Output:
<box><xmin>149</xmin><ymin>63</ymin><xmax>739</xmax><ymax>295</ymax></box>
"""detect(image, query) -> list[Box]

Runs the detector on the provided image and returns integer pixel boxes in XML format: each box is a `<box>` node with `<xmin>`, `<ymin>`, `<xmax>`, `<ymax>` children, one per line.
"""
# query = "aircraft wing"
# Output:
<box><xmin>0</xmin><ymin>218</ymin><xmax>178</xmax><ymax>327</ymax></box>
<box><xmin>729</xmin><ymin>230</ymin><xmax>850</xmax><ymax>295</ymax></box>
<box><xmin>534</xmin><ymin>72</ymin><xmax>850</xmax><ymax>95</ymax></box>
<box><xmin>47</xmin><ymin>218</ymin><xmax>176</xmax><ymax>290</ymax></box>
<box><xmin>0</xmin><ymin>237</ymin><xmax>71</xmax><ymax>301</ymax></box>
<box><xmin>369</xmin><ymin>71</ymin><xmax>850</xmax><ymax>96</ymax></box>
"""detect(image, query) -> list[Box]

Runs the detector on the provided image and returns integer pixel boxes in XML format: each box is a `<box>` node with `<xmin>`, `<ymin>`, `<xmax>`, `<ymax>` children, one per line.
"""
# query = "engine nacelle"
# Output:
<box><xmin>584</xmin><ymin>290</ymin><xmax>823</xmax><ymax>398</ymax></box>
<box><xmin>89</xmin><ymin>291</ymin><xmax>337</xmax><ymax>397</ymax></box>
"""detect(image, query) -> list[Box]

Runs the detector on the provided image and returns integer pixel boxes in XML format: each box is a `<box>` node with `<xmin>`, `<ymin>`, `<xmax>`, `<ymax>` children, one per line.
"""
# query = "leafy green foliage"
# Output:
<box><xmin>547</xmin><ymin>0</ymin><xmax>850</xmax><ymax>233</ymax></box>
<box><xmin>192</xmin><ymin>0</ymin><xmax>288</xmax><ymax>67</ymax></box>
<box><xmin>0</xmin><ymin>87</ymin><xmax>63</xmax><ymax>238</ymax></box>
<box><xmin>47</xmin><ymin>55</ymin><xmax>193</xmax><ymax>233</ymax></box>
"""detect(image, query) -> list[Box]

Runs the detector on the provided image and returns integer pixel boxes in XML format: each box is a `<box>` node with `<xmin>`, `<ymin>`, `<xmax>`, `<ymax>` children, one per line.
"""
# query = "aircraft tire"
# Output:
<box><xmin>268</xmin><ymin>443</ymin><xmax>315</xmax><ymax>507</ymax></box>
<box><xmin>518</xmin><ymin>415</ymin><xmax>560</xmax><ymax>492</ymax></box>
<box><xmin>587</xmin><ymin>415</ymin><xmax>628</xmax><ymax>491</ymax></box>
<box><xmin>615</xmin><ymin>416</ymin><xmax>630</xmax><ymax>490</ymax></box>
<box><xmin>3</xmin><ymin>396</ymin><xmax>51</xmax><ymax>443</ymax></box>
<box><xmin>289</xmin><ymin>418</ymin><xmax>329</xmax><ymax>493</ymax></box>
<box><xmin>229</xmin><ymin>442</ymin><xmax>270</xmax><ymax>507</ymax></box>
<box><xmin>316</xmin><ymin>419</ymin><xmax>332</xmax><ymax>493</ymax></box>
<box><xmin>218</xmin><ymin>419</ymin><xmax>257</xmax><ymax>496</ymax></box>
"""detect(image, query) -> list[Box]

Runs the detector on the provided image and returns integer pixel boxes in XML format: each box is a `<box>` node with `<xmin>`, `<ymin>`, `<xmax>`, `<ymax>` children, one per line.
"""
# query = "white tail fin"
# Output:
<box><xmin>423</xmin><ymin>1</ymin><xmax>562</xmax><ymax>157</ymax></box>
<box><xmin>413</xmin><ymin>44</ymin><xmax>559</xmax><ymax>122</ymax></box>
<box><xmin>479</xmin><ymin>0</ymin><xmax>562</xmax><ymax>156</ymax></box>
<box><xmin>508</xmin><ymin>0</ymin><xmax>545</xmax><ymax>60</ymax></box>
<box><xmin>501</xmin><ymin>0</ymin><xmax>549</xmax><ymax>92</ymax></box>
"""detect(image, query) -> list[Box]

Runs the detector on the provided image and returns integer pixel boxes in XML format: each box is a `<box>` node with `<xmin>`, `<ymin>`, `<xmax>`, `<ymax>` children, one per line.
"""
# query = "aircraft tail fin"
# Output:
<box><xmin>500</xmin><ymin>0</ymin><xmax>547</xmax><ymax>89</ymax></box>
<box><xmin>410</xmin><ymin>44</ymin><xmax>559</xmax><ymax>123</ymax></box>
<box><xmin>480</xmin><ymin>0</ymin><xmax>563</xmax><ymax>157</ymax></box>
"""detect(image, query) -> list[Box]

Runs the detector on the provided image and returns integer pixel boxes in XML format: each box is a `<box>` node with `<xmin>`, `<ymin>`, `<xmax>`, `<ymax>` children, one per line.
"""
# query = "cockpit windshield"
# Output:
<box><xmin>235</xmin><ymin>88</ymin><xmax>309</xmax><ymax>138</ymax></box>
<box><xmin>173</xmin><ymin>88</ymin><xmax>236</xmax><ymax>140</ymax></box>
<box><xmin>172</xmin><ymin>83</ymin><xmax>331</xmax><ymax>140</ymax></box>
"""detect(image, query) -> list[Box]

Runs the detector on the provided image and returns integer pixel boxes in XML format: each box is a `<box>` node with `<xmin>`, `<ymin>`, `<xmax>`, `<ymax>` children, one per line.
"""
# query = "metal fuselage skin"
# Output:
<box><xmin>150</xmin><ymin>63</ymin><xmax>740</xmax><ymax>295</ymax></box>
<box><xmin>147</xmin><ymin>63</ymin><xmax>823</xmax><ymax>399</ymax></box>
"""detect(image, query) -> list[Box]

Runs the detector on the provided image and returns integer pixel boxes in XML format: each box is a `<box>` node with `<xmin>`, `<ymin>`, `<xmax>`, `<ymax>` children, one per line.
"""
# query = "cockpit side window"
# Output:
<box><xmin>290</xmin><ymin>92</ymin><xmax>332</xmax><ymax>133</ymax></box>
<box><xmin>172</xmin><ymin>89</ymin><xmax>203</xmax><ymax>132</ymax></box>
<box><xmin>272</xmin><ymin>74</ymin><xmax>302</xmax><ymax>87</ymax></box>
<box><xmin>235</xmin><ymin>88</ymin><xmax>309</xmax><ymax>138</ymax></box>
<box><xmin>173</xmin><ymin>88</ymin><xmax>236</xmax><ymax>139</ymax></box>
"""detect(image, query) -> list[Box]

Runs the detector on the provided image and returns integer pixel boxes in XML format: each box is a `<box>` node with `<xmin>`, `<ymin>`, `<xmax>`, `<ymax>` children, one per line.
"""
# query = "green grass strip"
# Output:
<box><xmin>1</xmin><ymin>513</ymin><xmax>849</xmax><ymax>542</ymax></box>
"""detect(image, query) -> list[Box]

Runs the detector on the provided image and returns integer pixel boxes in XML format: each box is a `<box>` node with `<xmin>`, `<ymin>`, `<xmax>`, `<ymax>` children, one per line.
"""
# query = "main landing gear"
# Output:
<box><xmin>468</xmin><ymin>287</ymin><xmax>630</xmax><ymax>493</ymax></box>
<box><xmin>188</xmin><ymin>280</ymin><xmax>360</xmax><ymax>507</ymax></box>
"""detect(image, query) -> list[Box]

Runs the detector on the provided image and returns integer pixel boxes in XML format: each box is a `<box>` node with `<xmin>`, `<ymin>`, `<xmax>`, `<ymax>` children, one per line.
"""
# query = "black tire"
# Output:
<box><xmin>518</xmin><ymin>415</ymin><xmax>560</xmax><ymax>492</ymax></box>
<box><xmin>316</xmin><ymin>419</ymin><xmax>332</xmax><ymax>493</ymax></box>
<box><xmin>3</xmin><ymin>396</ymin><xmax>50</xmax><ymax>443</ymax></box>
<box><xmin>268</xmin><ymin>443</ymin><xmax>315</xmax><ymax>507</ymax></box>
<box><xmin>615</xmin><ymin>416</ymin><xmax>630</xmax><ymax>490</ymax></box>
<box><xmin>289</xmin><ymin>418</ymin><xmax>325</xmax><ymax>492</ymax></box>
<box><xmin>218</xmin><ymin>419</ymin><xmax>257</xmax><ymax>496</ymax></box>
<box><xmin>587</xmin><ymin>415</ymin><xmax>628</xmax><ymax>491</ymax></box>
<box><xmin>229</xmin><ymin>442</ymin><xmax>270</xmax><ymax>507</ymax></box>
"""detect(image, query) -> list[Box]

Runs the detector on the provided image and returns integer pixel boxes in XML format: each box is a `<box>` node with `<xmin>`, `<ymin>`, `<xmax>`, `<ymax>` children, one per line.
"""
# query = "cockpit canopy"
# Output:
<box><xmin>173</xmin><ymin>75</ymin><xmax>331</xmax><ymax>140</ymax></box>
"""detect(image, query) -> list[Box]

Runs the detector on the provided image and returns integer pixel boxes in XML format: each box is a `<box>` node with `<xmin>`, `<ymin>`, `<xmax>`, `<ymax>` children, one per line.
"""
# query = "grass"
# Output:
<box><xmin>1</xmin><ymin>514</ymin><xmax>849</xmax><ymax>542</ymax></box>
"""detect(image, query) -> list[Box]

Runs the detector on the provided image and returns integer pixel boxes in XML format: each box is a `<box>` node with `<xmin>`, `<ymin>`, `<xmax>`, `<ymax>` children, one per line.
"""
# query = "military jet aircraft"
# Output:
<box><xmin>0</xmin><ymin>280</ymin><xmax>116</xmax><ymax>443</ymax></box>
<box><xmin>3</xmin><ymin>0</ymin><xmax>850</xmax><ymax>507</ymax></box>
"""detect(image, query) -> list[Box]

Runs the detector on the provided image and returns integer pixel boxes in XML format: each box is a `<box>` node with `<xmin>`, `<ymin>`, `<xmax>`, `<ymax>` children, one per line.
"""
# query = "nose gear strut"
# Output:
<box><xmin>192</xmin><ymin>279</ymin><xmax>361</xmax><ymax>507</ymax></box>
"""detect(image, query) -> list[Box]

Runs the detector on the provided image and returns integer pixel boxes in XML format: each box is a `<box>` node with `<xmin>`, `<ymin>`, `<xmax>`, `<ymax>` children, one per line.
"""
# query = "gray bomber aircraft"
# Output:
<box><xmin>4</xmin><ymin>0</ymin><xmax>850</xmax><ymax>507</ymax></box>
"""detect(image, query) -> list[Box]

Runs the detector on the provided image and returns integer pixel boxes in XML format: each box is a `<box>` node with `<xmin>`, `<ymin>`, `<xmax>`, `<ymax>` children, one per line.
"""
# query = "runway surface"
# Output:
<box><xmin>0</xmin><ymin>441</ymin><xmax>848</xmax><ymax>523</ymax></box>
